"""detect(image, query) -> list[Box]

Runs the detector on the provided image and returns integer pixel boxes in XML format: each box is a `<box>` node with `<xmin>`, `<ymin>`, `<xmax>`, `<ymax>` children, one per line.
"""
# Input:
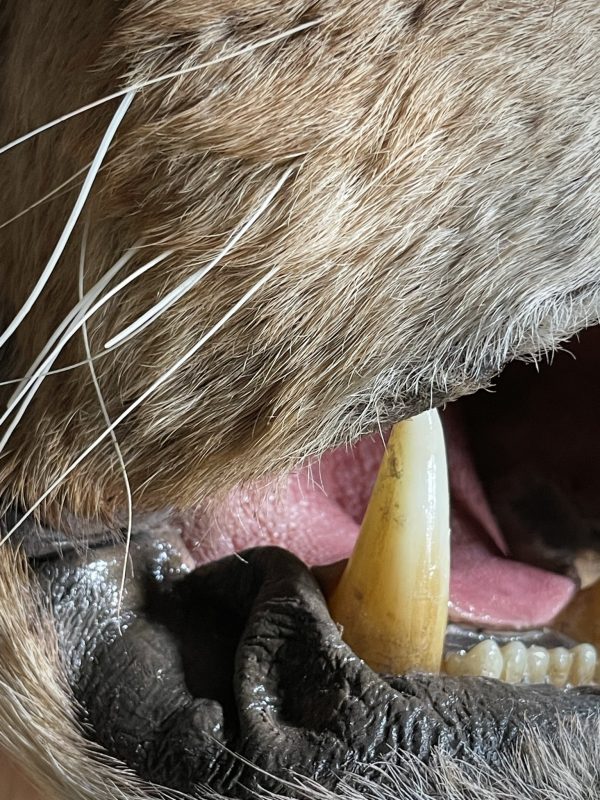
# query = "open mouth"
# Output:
<box><xmin>33</xmin><ymin>324</ymin><xmax>600</xmax><ymax>796</ymax></box>
<box><xmin>181</xmin><ymin>323</ymin><xmax>600</xmax><ymax>688</ymax></box>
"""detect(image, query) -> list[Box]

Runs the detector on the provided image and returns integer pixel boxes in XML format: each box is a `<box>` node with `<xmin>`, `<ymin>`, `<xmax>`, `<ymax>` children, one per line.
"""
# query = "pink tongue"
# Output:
<box><xmin>183</xmin><ymin>415</ymin><xmax>575</xmax><ymax>630</ymax></box>
<box><xmin>442</xmin><ymin>408</ymin><xmax>575</xmax><ymax>628</ymax></box>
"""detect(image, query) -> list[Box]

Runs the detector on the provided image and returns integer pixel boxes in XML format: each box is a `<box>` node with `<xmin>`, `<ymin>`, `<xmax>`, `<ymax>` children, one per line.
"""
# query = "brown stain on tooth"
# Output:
<box><xmin>327</xmin><ymin>410</ymin><xmax>450</xmax><ymax>676</ymax></box>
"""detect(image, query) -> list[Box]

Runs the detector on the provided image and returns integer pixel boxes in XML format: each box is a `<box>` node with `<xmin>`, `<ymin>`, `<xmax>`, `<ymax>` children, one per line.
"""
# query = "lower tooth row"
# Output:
<box><xmin>444</xmin><ymin>640</ymin><xmax>597</xmax><ymax>687</ymax></box>
<box><xmin>325</xmin><ymin>411</ymin><xmax>599</xmax><ymax>689</ymax></box>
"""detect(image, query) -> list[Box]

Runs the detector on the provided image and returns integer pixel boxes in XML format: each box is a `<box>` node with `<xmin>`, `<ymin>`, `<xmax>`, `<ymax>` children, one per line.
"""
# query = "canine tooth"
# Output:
<box><xmin>327</xmin><ymin>410</ymin><xmax>450</xmax><ymax>675</ymax></box>
<box><xmin>548</xmin><ymin>647</ymin><xmax>573</xmax><ymax>687</ymax></box>
<box><xmin>569</xmin><ymin>643</ymin><xmax>596</xmax><ymax>686</ymax></box>
<box><xmin>500</xmin><ymin>641</ymin><xmax>527</xmax><ymax>683</ymax></box>
<box><xmin>525</xmin><ymin>645</ymin><xmax>549</xmax><ymax>684</ymax></box>
<box><xmin>444</xmin><ymin>640</ymin><xmax>503</xmax><ymax>679</ymax></box>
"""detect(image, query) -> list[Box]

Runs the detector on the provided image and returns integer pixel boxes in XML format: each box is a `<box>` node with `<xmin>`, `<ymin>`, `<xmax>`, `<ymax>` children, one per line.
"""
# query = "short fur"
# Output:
<box><xmin>1</xmin><ymin>1</ymin><xmax>600</xmax><ymax>798</ymax></box>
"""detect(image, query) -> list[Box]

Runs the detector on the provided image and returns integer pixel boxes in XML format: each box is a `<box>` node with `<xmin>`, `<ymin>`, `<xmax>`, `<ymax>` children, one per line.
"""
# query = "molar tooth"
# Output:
<box><xmin>327</xmin><ymin>410</ymin><xmax>450</xmax><ymax>675</ymax></box>
<box><xmin>500</xmin><ymin>641</ymin><xmax>527</xmax><ymax>683</ymax></box>
<box><xmin>525</xmin><ymin>645</ymin><xmax>549</xmax><ymax>684</ymax></box>
<box><xmin>548</xmin><ymin>647</ymin><xmax>573</xmax><ymax>687</ymax></box>
<box><xmin>444</xmin><ymin>640</ymin><xmax>503</xmax><ymax>679</ymax></box>
<box><xmin>569</xmin><ymin>643</ymin><xmax>597</xmax><ymax>686</ymax></box>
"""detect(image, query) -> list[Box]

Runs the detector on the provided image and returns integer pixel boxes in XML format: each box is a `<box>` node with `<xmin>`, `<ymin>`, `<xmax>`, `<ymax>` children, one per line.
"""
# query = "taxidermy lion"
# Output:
<box><xmin>1</xmin><ymin>2</ymin><xmax>600</xmax><ymax>798</ymax></box>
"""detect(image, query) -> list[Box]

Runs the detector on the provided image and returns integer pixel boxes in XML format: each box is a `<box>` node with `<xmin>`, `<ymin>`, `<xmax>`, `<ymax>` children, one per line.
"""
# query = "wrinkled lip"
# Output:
<box><xmin>37</xmin><ymin>531</ymin><xmax>600</xmax><ymax>798</ymax></box>
<box><xmin>36</xmin><ymin>530</ymin><xmax>600</xmax><ymax>798</ymax></box>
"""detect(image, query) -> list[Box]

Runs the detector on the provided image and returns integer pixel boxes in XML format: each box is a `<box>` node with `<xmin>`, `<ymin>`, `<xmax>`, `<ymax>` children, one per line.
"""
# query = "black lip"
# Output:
<box><xmin>31</xmin><ymin>529</ymin><xmax>600</xmax><ymax>797</ymax></box>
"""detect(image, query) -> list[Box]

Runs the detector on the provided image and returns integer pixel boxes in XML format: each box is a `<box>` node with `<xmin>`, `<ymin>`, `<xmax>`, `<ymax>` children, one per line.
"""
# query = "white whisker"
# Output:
<box><xmin>0</xmin><ymin>357</ymin><xmax>107</xmax><ymax>388</ymax></box>
<box><xmin>78</xmin><ymin>220</ymin><xmax>133</xmax><ymax>620</ymax></box>
<box><xmin>0</xmin><ymin>261</ymin><xmax>283</xmax><ymax>545</ymax></box>
<box><xmin>7</xmin><ymin>247</ymin><xmax>138</xmax><ymax>409</ymax></box>
<box><xmin>0</xmin><ymin>247</ymin><xmax>171</xmax><ymax>452</ymax></box>
<box><xmin>0</xmin><ymin>18</ymin><xmax>324</xmax><ymax>155</ymax></box>
<box><xmin>104</xmin><ymin>166</ymin><xmax>294</xmax><ymax>350</ymax></box>
<box><xmin>0</xmin><ymin>162</ymin><xmax>92</xmax><ymax>231</ymax></box>
<box><xmin>0</xmin><ymin>90</ymin><xmax>136</xmax><ymax>353</ymax></box>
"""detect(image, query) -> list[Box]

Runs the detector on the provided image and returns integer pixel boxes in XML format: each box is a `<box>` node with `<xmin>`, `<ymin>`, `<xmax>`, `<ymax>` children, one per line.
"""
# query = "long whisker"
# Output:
<box><xmin>0</xmin><ymin>248</ymin><xmax>172</xmax><ymax>453</ymax></box>
<box><xmin>0</xmin><ymin>162</ymin><xmax>92</xmax><ymax>231</ymax></box>
<box><xmin>78</xmin><ymin>220</ymin><xmax>133</xmax><ymax>619</ymax></box>
<box><xmin>0</xmin><ymin>17</ymin><xmax>324</xmax><ymax>156</ymax></box>
<box><xmin>0</xmin><ymin>90</ymin><xmax>136</xmax><ymax>353</ymax></box>
<box><xmin>104</xmin><ymin>166</ymin><xmax>294</xmax><ymax>351</ymax></box>
<box><xmin>0</xmin><ymin>260</ymin><xmax>283</xmax><ymax>545</ymax></box>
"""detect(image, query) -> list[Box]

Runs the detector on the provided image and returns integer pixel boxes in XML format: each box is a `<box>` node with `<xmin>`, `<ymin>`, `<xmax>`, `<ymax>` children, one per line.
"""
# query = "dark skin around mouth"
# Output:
<box><xmin>29</xmin><ymin>527</ymin><xmax>600</xmax><ymax>798</ymax></box>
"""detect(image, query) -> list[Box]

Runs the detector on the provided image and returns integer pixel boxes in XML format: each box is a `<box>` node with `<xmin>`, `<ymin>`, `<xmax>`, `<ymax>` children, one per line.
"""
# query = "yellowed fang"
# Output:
<box><xmin>327</xmin><ymin>409</ymin><xmax>450</xmax><ymax>675</ymax></box>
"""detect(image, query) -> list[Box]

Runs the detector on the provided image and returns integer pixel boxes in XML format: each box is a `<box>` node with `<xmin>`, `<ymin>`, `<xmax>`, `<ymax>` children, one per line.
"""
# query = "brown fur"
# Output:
<box><xmin>2</xmin><ymin>0</ymin><xmax>600</xmax><ymax>524</ymax></box>
<box><xmin>1</xmin><ymin>1</ymin><xmax>600</xmax><ymax>797</ymax></box>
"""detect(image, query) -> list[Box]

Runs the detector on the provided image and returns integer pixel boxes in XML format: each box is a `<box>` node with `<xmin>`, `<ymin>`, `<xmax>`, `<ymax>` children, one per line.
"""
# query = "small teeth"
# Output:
<box><xmin>570</xmin><ymin>643</ymin><xmax>597</xmax><ymax>685</ymax></box>
<box><xmin>443</xmin><ymin>640</ymin><xmax>597</xmax><ymax>686</ymax></box>
<box><xmin>548</xmin><ymin>647</ymin><xmax>572</xmax><ymax>687</ymax></box>
<box><xmin>526</xmin><ymin>645</ymin><xmax>550</xmax><ymax>684</ymax></box>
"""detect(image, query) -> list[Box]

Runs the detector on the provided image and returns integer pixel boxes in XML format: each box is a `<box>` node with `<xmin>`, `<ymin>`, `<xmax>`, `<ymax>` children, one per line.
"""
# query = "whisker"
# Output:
<box><xmin>0</xmin><ymin>17</ymin><xmax>324</xmax><ymax>155</ymax></box>
<box><xmin>0</xmin><ymin>161</ymin><xmax>92</xmax><ymax>230</ymax></box>
<box><xmin>7</xmin><ymin>247</ymin><xmax>138</xmax><ymax>409</ymax></box>
<box><xmin>78</xmin><ymin>220</ymin><xmax>133</xmax><ymax>620</ymax></box>
<box><xmin>0</xmin><ymin>247</ymin><xmax>171</xmax><ymax>453</ymax></box>
<box><xmin>104</xmin><ymin>166</ymin><xmax>294</xmax><ymax>351</ymax></box>
<box><xmin>0</xmin><ymin>358</ymin><xmax>103</xmax><ymax>386</ymax></box>
<box><xmin>0</xmin><ymin>90</ymin><xmax>136</xmax><ymax>353</ymax></box>
<box><xmin>0</xmin><ymin>356</ymin><xmax>109</xmax><ymax>388</ymax></box>
<box><xmin>0</xmin><ymin>260</ymin><xmax>284</xmax><ymax>545</ymax></box>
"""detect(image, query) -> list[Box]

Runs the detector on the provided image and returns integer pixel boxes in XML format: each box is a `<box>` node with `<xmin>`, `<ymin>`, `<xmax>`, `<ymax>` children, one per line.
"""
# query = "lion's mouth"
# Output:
<box><xmin>176</xmin><ymin>324</ymin><xmax>600</xmax><ymax>691</ymax></box>
<box><xmin>32</xmin><ymin>325</ymin><xmax>600</xmax><ymax>796</ymax></box>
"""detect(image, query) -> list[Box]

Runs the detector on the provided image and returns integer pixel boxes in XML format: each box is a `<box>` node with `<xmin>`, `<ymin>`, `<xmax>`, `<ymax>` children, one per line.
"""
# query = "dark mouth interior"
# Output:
<box><xmin>448</xmin><ymin>323</ymin><xmax>600</xmax><ymax>637</ymax></box>
<box><xmin>460</xmin><ymin>324</ymin><xmax>600</xmax><ymax>580</ymax></box>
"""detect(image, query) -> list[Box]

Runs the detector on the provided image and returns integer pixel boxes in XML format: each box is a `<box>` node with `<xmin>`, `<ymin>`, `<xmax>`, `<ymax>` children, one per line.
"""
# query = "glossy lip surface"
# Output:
<box><xmin>33</xmin><ymin>534</ymin><xmax>600</xmax><ymax>797</ymax></box>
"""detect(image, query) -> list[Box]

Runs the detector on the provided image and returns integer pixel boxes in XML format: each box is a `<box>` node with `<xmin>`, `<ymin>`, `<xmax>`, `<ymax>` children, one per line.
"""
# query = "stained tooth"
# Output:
<box><xmin>500</xmin><ymin>641</ymin><xmax>527</xmax><ymax>683</ymax></box>
<box><xmin>327</xmin><ymin>410</ymin><xmax>450</xmax><ymax>675</ymax></box>
<box><xmin>548</xmin><ymin>647</ymin><xmax>573</xmax><ymax>687</ymax></box>
<box><xmin>443</xmin><ymin>652</ymin><xmax>463</xmax><ymax>677</ymax></box>
<box><xmin>525</xmin><ymin>645</ymin><xmax>549</xmax><ymax>684</ymax></box>
<box><xmin>569</xmin><ymin>643</ymin><xmax>597</xmax><ymax>686</ymax></box>
<box><xmin>444</xmin><ymin>640</ymin><xmax>503</xmax><ymax>679</ymax></box>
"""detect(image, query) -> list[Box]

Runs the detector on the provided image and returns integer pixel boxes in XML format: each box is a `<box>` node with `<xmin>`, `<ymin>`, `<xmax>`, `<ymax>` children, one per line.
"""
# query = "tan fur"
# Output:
<box><xmin>0</xmin><ymin>549</ymin><xmax>147</xmax><ymax>800</ymax></box>
<box><xmin>2</xmin><ymin>1</ymin><xmax>600</xmax><ymax>524</ymax></box>
<box><xmin>1</xmin><ymin>1</ymin><xmax>600</xmax><ymax>798</ymax></box>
